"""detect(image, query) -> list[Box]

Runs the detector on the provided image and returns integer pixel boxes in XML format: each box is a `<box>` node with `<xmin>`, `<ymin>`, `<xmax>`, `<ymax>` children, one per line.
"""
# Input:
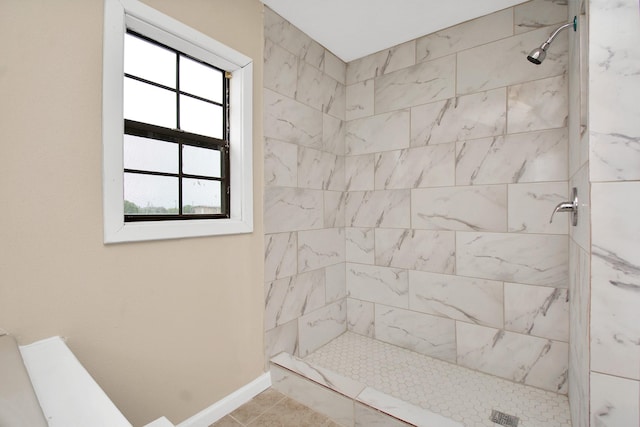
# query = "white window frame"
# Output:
<box><xmin>102</xmin><ymin>0</ymin><xmax>253</xmax><ymax>243</ymax></box>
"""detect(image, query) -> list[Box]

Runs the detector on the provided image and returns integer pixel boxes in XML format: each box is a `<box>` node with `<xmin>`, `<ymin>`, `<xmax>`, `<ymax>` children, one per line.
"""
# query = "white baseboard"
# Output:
<box><xmin>177</xmin><ymin>372</ymin><xmax>271</xmax><ymax>427</ymax></box>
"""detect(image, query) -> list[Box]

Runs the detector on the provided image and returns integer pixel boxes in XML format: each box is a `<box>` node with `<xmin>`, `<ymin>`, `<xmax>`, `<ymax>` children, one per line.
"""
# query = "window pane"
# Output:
<box><xmin>124</xmin><ymin>173</ymin><xmax>178</xmax><ymax>215</ymax></box>
<box><xmin>182</xmin><ymin>145</ymin><xmax>221</xmax><ymax>178</ymax></box>
<box><xmin>124</xmin><ymin>33</ymin><xmax>176</xmax><ymax>88</ymax></box>
<box><xmin>124</xmin><ymin>78</ymin><xmax>176</xmax><ymax>128</ymax></box>
<box><xmin>179</xmin><ymin>56</ymin><xmax>223</xmax><ymax>103</ymax></box>
<box><xmin>179</xmin><ymin>95</ymin><xmax>223</xmax><ymax>139</ymax></box>
<box><xmin>182</xmin><ymin>179</ymin><xmax>221</xmax><ymax>215</ymax></box>
<box><xmin>124</xmin><ymin>135</ymin><xmax>178</xmax><ymax>174</ymax></box>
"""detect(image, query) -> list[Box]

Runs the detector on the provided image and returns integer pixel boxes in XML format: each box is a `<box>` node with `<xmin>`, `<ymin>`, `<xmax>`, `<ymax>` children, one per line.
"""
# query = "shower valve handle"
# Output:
<box><xmin>549</xmin><ymin>187</ymin><xmax>578</xmax><ymax>226</ymax></box>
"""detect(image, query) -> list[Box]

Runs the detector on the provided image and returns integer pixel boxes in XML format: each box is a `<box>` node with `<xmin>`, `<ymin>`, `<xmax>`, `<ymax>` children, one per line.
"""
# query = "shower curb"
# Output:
<box><xmin>270</xmin><ymin>352</ymin><xmax>463</xmax><ymax>427</ymax></box>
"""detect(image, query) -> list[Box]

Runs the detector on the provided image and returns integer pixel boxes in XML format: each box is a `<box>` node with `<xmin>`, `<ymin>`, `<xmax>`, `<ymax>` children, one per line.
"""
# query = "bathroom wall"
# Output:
<box><xmin>587</xmin><ymin>0</ymin><xmax>640</xmax><ymax>424</ymax></box>
<box><xmin>0</xmin><ymin>0</ymin><xmax>265</xmax><ymax>425</ymax></box>
<box><xmin>263</xmin><ymin>7</ymin><xmax>348</xmax><ymax>361</ymax></box>
<box><xmin>344</xmin><ymin>0</ymin><xmax>571</xmax><ymax>393</ymax></box>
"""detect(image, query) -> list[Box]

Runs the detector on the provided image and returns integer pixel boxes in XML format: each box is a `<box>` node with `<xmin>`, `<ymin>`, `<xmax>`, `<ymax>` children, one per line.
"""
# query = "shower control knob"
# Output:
<box><xmin>549</xmin><ymin>187</ymin><xmax>578</xmax><ymax>226</ymax></box>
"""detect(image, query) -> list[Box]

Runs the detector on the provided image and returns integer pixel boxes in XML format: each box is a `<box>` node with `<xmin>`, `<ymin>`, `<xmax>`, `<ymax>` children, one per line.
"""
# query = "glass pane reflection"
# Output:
<box><xmin>124</xmin><ymin>135</ymin><xmax>178</xmax><ymax>174</ymax></box>
<box><xmin>179</xmin><ymin>95</ymin><xmax>222</xmax><ymax>139</ymax></box>
<box><xmin>124</xmin><ymin>173</ymin><xmax>178</xmax><ymax>215</ymax></box>
<box><xmin>182</xmin><ymin>179</ymin><xmax>221</xmax><ymax>215</ymax></box>
<box><xmin>180</xmin><ymin>56</ymin><xmax>223</xmax><ymax>103</ymax></box>
<box><xmin>182</xmin><ymin>145</ymin><xmax>221</xmax><ymax>178</ymax></box>
<box><xmin>124</xmin><ymin>78</ymin><xmax>176</xmax><ymax>128</ymax></box>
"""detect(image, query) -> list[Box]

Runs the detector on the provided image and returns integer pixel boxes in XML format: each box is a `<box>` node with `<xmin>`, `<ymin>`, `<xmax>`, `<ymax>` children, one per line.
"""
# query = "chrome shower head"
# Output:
<box><xmin>527</xmin><ymin>45</ymin><xmax>548</xmax><ymax>64</ymax></box>
<box><xmin>526</xmin><ymin>16</ymin><xmax>577</xmax><ymax>65</ymax></box>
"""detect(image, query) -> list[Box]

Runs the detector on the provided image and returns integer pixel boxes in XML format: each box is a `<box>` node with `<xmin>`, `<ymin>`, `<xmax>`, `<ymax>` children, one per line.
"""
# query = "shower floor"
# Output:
<box><xmin>272</xmin><ymin>332</ymin><xmax>571</xmax><ymax>426</ymax></box>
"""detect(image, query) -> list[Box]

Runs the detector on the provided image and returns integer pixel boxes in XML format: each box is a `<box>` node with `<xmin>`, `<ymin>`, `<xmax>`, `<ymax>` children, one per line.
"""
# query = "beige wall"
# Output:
<box><xmin>0</xmin><ymin>0</ymin><xmax>264</xmax><ymax>425</ymax></box>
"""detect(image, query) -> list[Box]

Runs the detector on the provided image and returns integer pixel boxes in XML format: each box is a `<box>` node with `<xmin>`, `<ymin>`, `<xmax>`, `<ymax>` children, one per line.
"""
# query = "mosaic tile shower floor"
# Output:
<box><xmin>303</xmin><ymin>332</ymin><xmax>571</xmax><ymax>427</ymax></box>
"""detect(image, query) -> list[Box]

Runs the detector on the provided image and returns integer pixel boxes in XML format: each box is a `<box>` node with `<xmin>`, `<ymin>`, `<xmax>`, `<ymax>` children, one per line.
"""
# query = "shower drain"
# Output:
<box><xmin>490</xmin><ymin>409</ymin><xmax>520</xmax><ymax>427</ymax></box>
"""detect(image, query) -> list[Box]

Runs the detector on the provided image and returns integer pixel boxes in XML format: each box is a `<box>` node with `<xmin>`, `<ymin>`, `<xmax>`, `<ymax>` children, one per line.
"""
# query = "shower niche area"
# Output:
<box><xmin>264</xmin><ymin>0</ymin><xmax>638</xmax><ymax>425</ymax></box>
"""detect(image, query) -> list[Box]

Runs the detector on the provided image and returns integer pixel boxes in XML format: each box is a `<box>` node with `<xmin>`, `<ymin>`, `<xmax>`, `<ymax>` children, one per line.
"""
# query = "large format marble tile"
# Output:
<box><xmin>345</xmin><ymin>110</ymin><xmax>410</xmax><ymax>155</ymax></box>
<box><xmin>507</xmin><ymin>75</ymin><xmax>568</xmax><ymax>134</ymax></box>
<box><xmin>346</xmin><ymin>227</ymin><xmax>375</xmax><ymax>264</ymax></box>
<box><xmin>569</xmin><ymin>241</ymin><xmax>590</xmax><ymax>427</ymax></box>
<box><xmin>375</xmin><ymin>228</ymin><xmax>455</xmax><ymax>274</ymax></box>
<box><xmin>264</xmin><ymin>138</ymin><xmax>297</xmax><ymax>188</ymax></box>
<box><xmin>456</xmin><ymin>323</ymin><xmax>569</xmax><ymax>393</ymax></box>
<box><xmin>346</xmin><ymin>40</ymin><xmax>415</xmax><ymax>85</ymax></box>
<box><xmin>264</xmin><ymin>320</ymin><xmax>298</xmax><ymax>362</ymax></box>
<box><xmin>375</xmin><ymin>56</ymin><xmax>456</xmax><ymax>114</ymax></box>
<box><xmin>504</xmin><ymin>282</ymin><xmax>569</xmax><ymax>342</ymax></box>
<box><xmin>265</xmin><ymin>232</ymin><xmax>297</xmax><ymax>282</ymax></box>
<box><xmin>375</xmin><ymin>305</ymin><xmax>456</xmax><ymax>362</ymax></box>
<box><xmin>354</xmin><ymin>402</ymin><xmax>412</xmax><ymax>427</ymax></box>
<box><xmin>298</xmin><ymin>300</ymin><xmax>347</xmax><ymax>357</ymax></box>
<box><xmin>457</xmin><ymin>25</ymin><xmax>568</xmax><ymax>95</ymax></box>
<box><xmin>270</xmin><ymin>365</ymin><xmax>354</xmax><ymax>426</ymax></box>
<box><xmin>409</xmin><ymin>271</ymin><xmax>503</xmax><ymax>328</ymax></box>
<box><xmin>296</xmin><ymin>61</ymin><xmax>332</xmax><ymax>114</ymax></box>
<box><xmin>264</xmin><ymin>38</ymin><xmax>297</xmax><ymax>99</ymax></box>
<box><xmin>347</xmin><ymin>298</ymin><xmax>374</xmax><ymax>338</ymax></box>
<box><xmin>326</xmin><ymin>263</ymin><xmax>346</xmax><ymax>304</ymax></box>
<box><xmin>297</xmin><ymin>147</ymin><xmax>341</xmax><ymax>190</ymax></box>
<box><xmin>264</xmin><ymin>88</ymin><xmax>323</xmax><ymax>149</ymax></box>
<box><xmin>416</xmin><ymin>9</ymin><xmax>513</xmax><ymax>63</ymax></box>
<box><xmin>589</xmin><ymin>0</ymin><xmax>640</xmax><ymax>182</ymax></box>
<box><xmin>324</xmin><ymin>191</ymin><xmax>346</xmax><ymax>228</ymax></box>
<box><xmin>264</xmin><ymin>187</ymin><xmax>323</xmax><ymax>233</ymax></box>
<box><xmin>265</xmin><ymin>269</ymin><xmax>325</xmax><ymax>330</ymax></box>
<box><xmin>346</xmin><ymin>263</ymin><xmax>409</xmax><ymax>309</ymax></box>
<box><xmin>455</xmin><ymin>128</ymin><xmax>568</xmax><ymax>185</ymax></box>
<box><xmin>411</xmin><ymin>88</ymin><xmax>506</xmax><ymax>146</ymax></box>
<box><xmin>324</xmin><ymin>50</ymin><xmax>346</xmax><ymax>85</ymax></box>
<box><xmin>411</xmin><ymin>185</ymin><xmax>507</xmax><ymax>232</ymax></box>
<box><xmin>456</xmin><ymin>232</ymin><xmax>568</xmax><ymax>287</ymax></box>
<box><xmin>345</xmin><ymin>154</ymin><xmax>374</xmax><ymax>191</ymax></box>
<box><xmin>346</xmin><ymin>80</ymin><xmax>374</xmax><ymax>121</ymax></box>
<box><xmin>271</xmin><ymin>352</ymin><xmax>364</xmax><ymax>399</ymax></box>
<box><xmin>345</xmin><ymin>190</ymin><xmax>410</xmax><ymax>228</ymax></box>
<box><xmin>374</xmin><ymin>144</ymin><xmax>455</xmax><ymax>189</ymax></box>
<box><xmin>264</xmin><ymin>7</ymin><xmax>325</xmax><ymax>69</ymax></box>
<box><xmin>322</xmin><ymin>114</ymin><xmax>345</xmax><ymax>156</ymax></box>
<box><xmin>323</xmin><ymin>76</ymin><xmax>346</xmax><ymax>121</ymax></box>
<box><xmin>590</xmin><ymin>372</ymin><xmax>640</xmax><ymax>427</ymax></box>
<box><xmin>298</xmin><ymin>228</ymin><xmax>345</xmax><ymax>273</ymax></box>
<box><xmin>590</xmin><ymin>131</ymin><xmax>640</xmax><ymax>182</ymax></box>
<box><xmin>591</xmin><ymin>182</ymin><xmax>640</xmax><ymax>380</ymax></box>
<box><xmin>514</xmin><ymin>0</ymin><xmax>569</xmax><ymax>34</ymax></box>
<box><xmin>507</xmin><ymin>182</ymin><xmax>569</xmax><ymax>234</ymax></box>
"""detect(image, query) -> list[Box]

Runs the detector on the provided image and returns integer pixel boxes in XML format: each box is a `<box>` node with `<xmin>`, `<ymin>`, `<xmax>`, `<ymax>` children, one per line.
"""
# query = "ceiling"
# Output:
<box><xmin>262</xmin><ymin>0</ymin><xmax>529</xmax><ymax>62</ymax></box>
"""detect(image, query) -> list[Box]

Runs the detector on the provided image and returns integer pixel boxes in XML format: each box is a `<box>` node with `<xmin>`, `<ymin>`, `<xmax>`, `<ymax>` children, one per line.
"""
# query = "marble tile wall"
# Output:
<box><xmin>264</xmin><ymin>0</ymin><xmax>580</xmax><ymax>399</ymax></box>
<box><xmin>586</xmin><ymin>0</ymin><xmax>640</xmax><ymax>425</ymax></box>
<box><xmin>344</xmin><ymin>0</ymin><xmax>571</xmax><ymax>394</ymax></box>
<box><xmin>263</xmin><ymin>7</ymin><xmax>348</xmax><ymax>365</ymax></box>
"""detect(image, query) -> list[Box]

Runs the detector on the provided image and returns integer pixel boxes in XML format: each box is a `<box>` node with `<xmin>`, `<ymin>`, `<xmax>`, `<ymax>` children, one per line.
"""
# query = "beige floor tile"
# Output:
<box><xmin>230</xmin><ymin>388</ymin><xmax>287</xmax><ymax>424</ymax></box>
<box><xmin>247</xmin><ymin>397</ymin><xmax>332</xmax><ymax>427</ymax></box>
<box><xmin>209</xmin><ymin>415</ymin><xmax>243</xmax><ymax>427</ymax></box>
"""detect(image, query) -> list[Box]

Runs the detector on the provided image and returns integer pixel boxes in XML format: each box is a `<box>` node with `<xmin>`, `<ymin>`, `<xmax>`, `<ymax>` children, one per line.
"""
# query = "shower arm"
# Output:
<box><xmin>540</xmin><ymin>17</ymin><xmax>577</xmax><ymax>52</ymax></box>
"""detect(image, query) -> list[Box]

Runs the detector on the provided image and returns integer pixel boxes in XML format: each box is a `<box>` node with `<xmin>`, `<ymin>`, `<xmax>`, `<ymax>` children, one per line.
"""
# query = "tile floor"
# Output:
<box><xmin>210</xmin><ymin>388</ymin><xmax>340</xmax><ymax>427</ymax></box>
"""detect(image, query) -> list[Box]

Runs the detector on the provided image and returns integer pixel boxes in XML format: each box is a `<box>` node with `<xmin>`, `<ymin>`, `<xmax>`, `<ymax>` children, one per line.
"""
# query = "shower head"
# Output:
<box><xmin>526</xmin><ymin>16</ymin><xmax>577</xmax><ymax>65</ymax></box>
<box><xmin>527</xmin><ymin>45</ymin><xmax>548</xmax><ymax>64</ymax></box>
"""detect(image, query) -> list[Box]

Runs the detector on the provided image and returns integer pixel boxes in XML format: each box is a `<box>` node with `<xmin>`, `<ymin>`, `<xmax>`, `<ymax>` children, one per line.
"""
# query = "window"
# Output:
<box><xmin>103</xmin><ymin>0</ymin><xmax>253</xmax><ymax>243</ymax></box>
<box><xmin>123</xmin><ymin>32</ymin><xmax>229</xmax><ymax>221</ymax></box>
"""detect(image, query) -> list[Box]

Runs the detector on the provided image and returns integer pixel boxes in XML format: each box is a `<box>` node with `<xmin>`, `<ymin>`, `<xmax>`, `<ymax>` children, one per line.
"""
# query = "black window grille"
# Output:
<box><xmin>123</xmin><ymin>31</ymin><xmax>230</xmax><ymax>222</ymax></box>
